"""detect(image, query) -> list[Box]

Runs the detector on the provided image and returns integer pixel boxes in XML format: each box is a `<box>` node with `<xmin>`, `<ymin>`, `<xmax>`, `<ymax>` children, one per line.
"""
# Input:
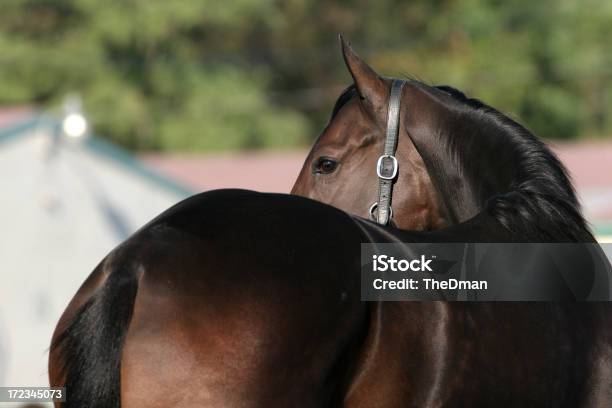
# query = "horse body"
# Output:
<box><xmin>50</xmin><ymin>38</ymin><xmax>612</xmax><ymax>407</ymax></box>
<box><xmin>347</xmin><ymin>301</ymin><xmax>612</xmax><ymax>407</ymax></box>
<box><xmin>51</xmin><ymin>189</ymin><xmax>371</xmax><ymax>407</ymax></box>
<box><xmin>50</xmin><ymin>190</ymin><xmax>612</xmax><ymax>407</ymax></box>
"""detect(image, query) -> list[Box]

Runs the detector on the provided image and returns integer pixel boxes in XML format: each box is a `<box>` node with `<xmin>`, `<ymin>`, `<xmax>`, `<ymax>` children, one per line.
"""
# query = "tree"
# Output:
<box><xmin>0</xmin><ymin>0</ymin><xmax>610</xmax><ymax>151</ymax></box>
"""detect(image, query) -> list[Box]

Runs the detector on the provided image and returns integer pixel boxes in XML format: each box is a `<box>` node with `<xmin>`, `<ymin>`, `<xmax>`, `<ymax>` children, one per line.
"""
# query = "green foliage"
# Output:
<box><xmin>0</xmin><ymin>0</ymin><xmax>610</xmax><ymax>151</ymax></box>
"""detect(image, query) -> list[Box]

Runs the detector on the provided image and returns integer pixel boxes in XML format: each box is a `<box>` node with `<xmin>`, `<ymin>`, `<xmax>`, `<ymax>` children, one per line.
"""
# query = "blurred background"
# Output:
<box><xmin>0</xmin><ymin>0</ymin><xmax>611</xmax><ymax>402</ymax></box>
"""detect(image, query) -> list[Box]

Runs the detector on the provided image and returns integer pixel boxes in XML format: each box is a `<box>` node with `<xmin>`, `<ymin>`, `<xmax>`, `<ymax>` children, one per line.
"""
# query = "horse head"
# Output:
<box><xmin>291</xmin><ymin>37</ymin><xmax>448</xmax><ymax>231</ymax></box>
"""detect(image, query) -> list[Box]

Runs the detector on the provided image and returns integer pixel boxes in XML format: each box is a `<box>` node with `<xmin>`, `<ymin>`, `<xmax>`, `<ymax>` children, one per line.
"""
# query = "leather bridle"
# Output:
<box><xmin>369</xmin><ymin>79</ymin><xmax>406</xmax><ymax>225</ymax></box>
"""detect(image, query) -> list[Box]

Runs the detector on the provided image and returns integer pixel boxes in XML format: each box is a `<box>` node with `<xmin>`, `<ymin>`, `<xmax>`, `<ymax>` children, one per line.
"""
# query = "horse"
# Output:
<box><xmin>49</xmin><ymin>38</ymin><xmax>612</xmax><ymax>407</ymax></box>
<box><xmin>290</xmin><ymin>37</ymin><xmax>612</xmax><ymax>405</ymax></box>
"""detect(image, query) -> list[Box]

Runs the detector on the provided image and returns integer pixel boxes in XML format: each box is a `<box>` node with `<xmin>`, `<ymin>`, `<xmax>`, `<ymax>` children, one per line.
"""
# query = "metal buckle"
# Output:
<box><xmin>376</xmin><ymin>154</ymin><xmax>398</xmax><ymax>180</ymax></box>
<box><xmin>369</xmin><ymin>202</ymin><xmax>393</xmax><ymax>221</ymax></box>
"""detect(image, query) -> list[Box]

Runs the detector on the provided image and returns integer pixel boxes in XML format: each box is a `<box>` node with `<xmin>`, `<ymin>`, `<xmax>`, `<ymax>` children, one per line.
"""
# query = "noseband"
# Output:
<box><xmin>370</xmin><ymin>79</ymin><xmax>406</xmax><ymax>225</ymax></box>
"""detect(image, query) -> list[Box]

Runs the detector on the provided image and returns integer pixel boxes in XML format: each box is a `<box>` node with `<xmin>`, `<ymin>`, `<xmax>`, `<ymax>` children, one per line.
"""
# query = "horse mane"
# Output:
<box><xmin>434</xmin><ymin>85</ymin><xmax>594</xmax><ymax>242</ymax></box>
<box><xmin>331</xmin><ymin>84</ymin><xmax>357</xmax><ymax>119</ymax></box>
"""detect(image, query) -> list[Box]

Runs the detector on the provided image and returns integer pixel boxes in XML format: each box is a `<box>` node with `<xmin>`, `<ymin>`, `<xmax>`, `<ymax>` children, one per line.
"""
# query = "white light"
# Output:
<box><xmin>62</xmin><ymin>113</ymin><xmax>87</xmax><ymax>138</ymax></box>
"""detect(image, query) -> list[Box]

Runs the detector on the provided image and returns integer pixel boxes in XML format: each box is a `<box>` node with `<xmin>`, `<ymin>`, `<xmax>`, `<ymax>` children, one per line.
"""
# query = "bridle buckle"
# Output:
<box><xmin>376</xmin><ymin>154</ymin><xmax>398</xmax><ymax>180</ymax></box>
<box><xmin>369</xmin><ymin>202</ymin><xmax>393</xmax><ymax>221</ymax></box>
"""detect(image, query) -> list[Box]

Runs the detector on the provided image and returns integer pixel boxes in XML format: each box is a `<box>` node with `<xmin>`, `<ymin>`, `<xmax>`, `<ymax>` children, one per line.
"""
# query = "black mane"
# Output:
<box><xmin>331</xmin><ymin>84</ymin><xmax>357</xmax><ymax>119</ymax></box>
<box><xmin>434</xmin><ymin>84</ymin><xmax>594</xmax><ymax>242</ymax></box>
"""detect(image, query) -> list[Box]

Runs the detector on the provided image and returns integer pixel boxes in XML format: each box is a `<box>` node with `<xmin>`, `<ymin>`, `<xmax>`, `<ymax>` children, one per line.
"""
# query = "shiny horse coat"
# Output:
<box><xmin>50</xmin><ymin>189</ymin><xmax>612</xmax><ymax>407</ymax></box>
<box><xmin>50</xmin><ymin>38</ymin><xmax>612</xmax><ymax>407</ymax></box>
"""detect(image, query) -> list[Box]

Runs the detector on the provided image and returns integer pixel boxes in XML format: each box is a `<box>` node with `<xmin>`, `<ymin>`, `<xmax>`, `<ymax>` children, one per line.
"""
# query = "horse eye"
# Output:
<box><xmin>313</xmin><ymin>157</ymin><xmax>339</xmax><ymax>174</ymax></box>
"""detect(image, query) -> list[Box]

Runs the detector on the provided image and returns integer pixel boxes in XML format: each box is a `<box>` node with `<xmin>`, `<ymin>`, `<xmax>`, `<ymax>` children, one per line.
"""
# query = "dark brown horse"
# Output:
<box><xmin>292</xmin><ymin>38</ymin><xmax>612</xmax><ymax>405</ymax></box>
<box><xmin>49</xmin><ymin>38</ymin><xmax>612</xmax><ymax>407</ymax></box>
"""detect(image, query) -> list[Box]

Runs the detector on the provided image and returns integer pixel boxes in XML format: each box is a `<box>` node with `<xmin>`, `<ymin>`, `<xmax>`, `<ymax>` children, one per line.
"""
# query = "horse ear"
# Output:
<box><xmin>340</xmin><ymin>35</ymin><xmax>388</xmax><ymax>116</ymax></box>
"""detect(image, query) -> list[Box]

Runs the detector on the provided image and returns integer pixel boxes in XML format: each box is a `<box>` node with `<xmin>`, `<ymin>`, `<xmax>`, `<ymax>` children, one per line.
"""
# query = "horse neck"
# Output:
<box><xmin>391</xmin><ymin>138</ymin><xmax>451</xmax><ymax>230</ymax></box>
<box><xmin>404</xmin><ymin>117</ymin><xmax>517</xmax><ymax>225</ymax></box>
<box><xmin>405</xmin><ymin>111</ymin><xmax>593</xmax><ymax>241</ymax></box>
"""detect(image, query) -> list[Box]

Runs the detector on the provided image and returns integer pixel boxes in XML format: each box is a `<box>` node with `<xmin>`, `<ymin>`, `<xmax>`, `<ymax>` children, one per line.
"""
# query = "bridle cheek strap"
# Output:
<box><xmin>371</xmin><ymin>79</ymin><xmax>406</xmax><ymax>225</ymax></box>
